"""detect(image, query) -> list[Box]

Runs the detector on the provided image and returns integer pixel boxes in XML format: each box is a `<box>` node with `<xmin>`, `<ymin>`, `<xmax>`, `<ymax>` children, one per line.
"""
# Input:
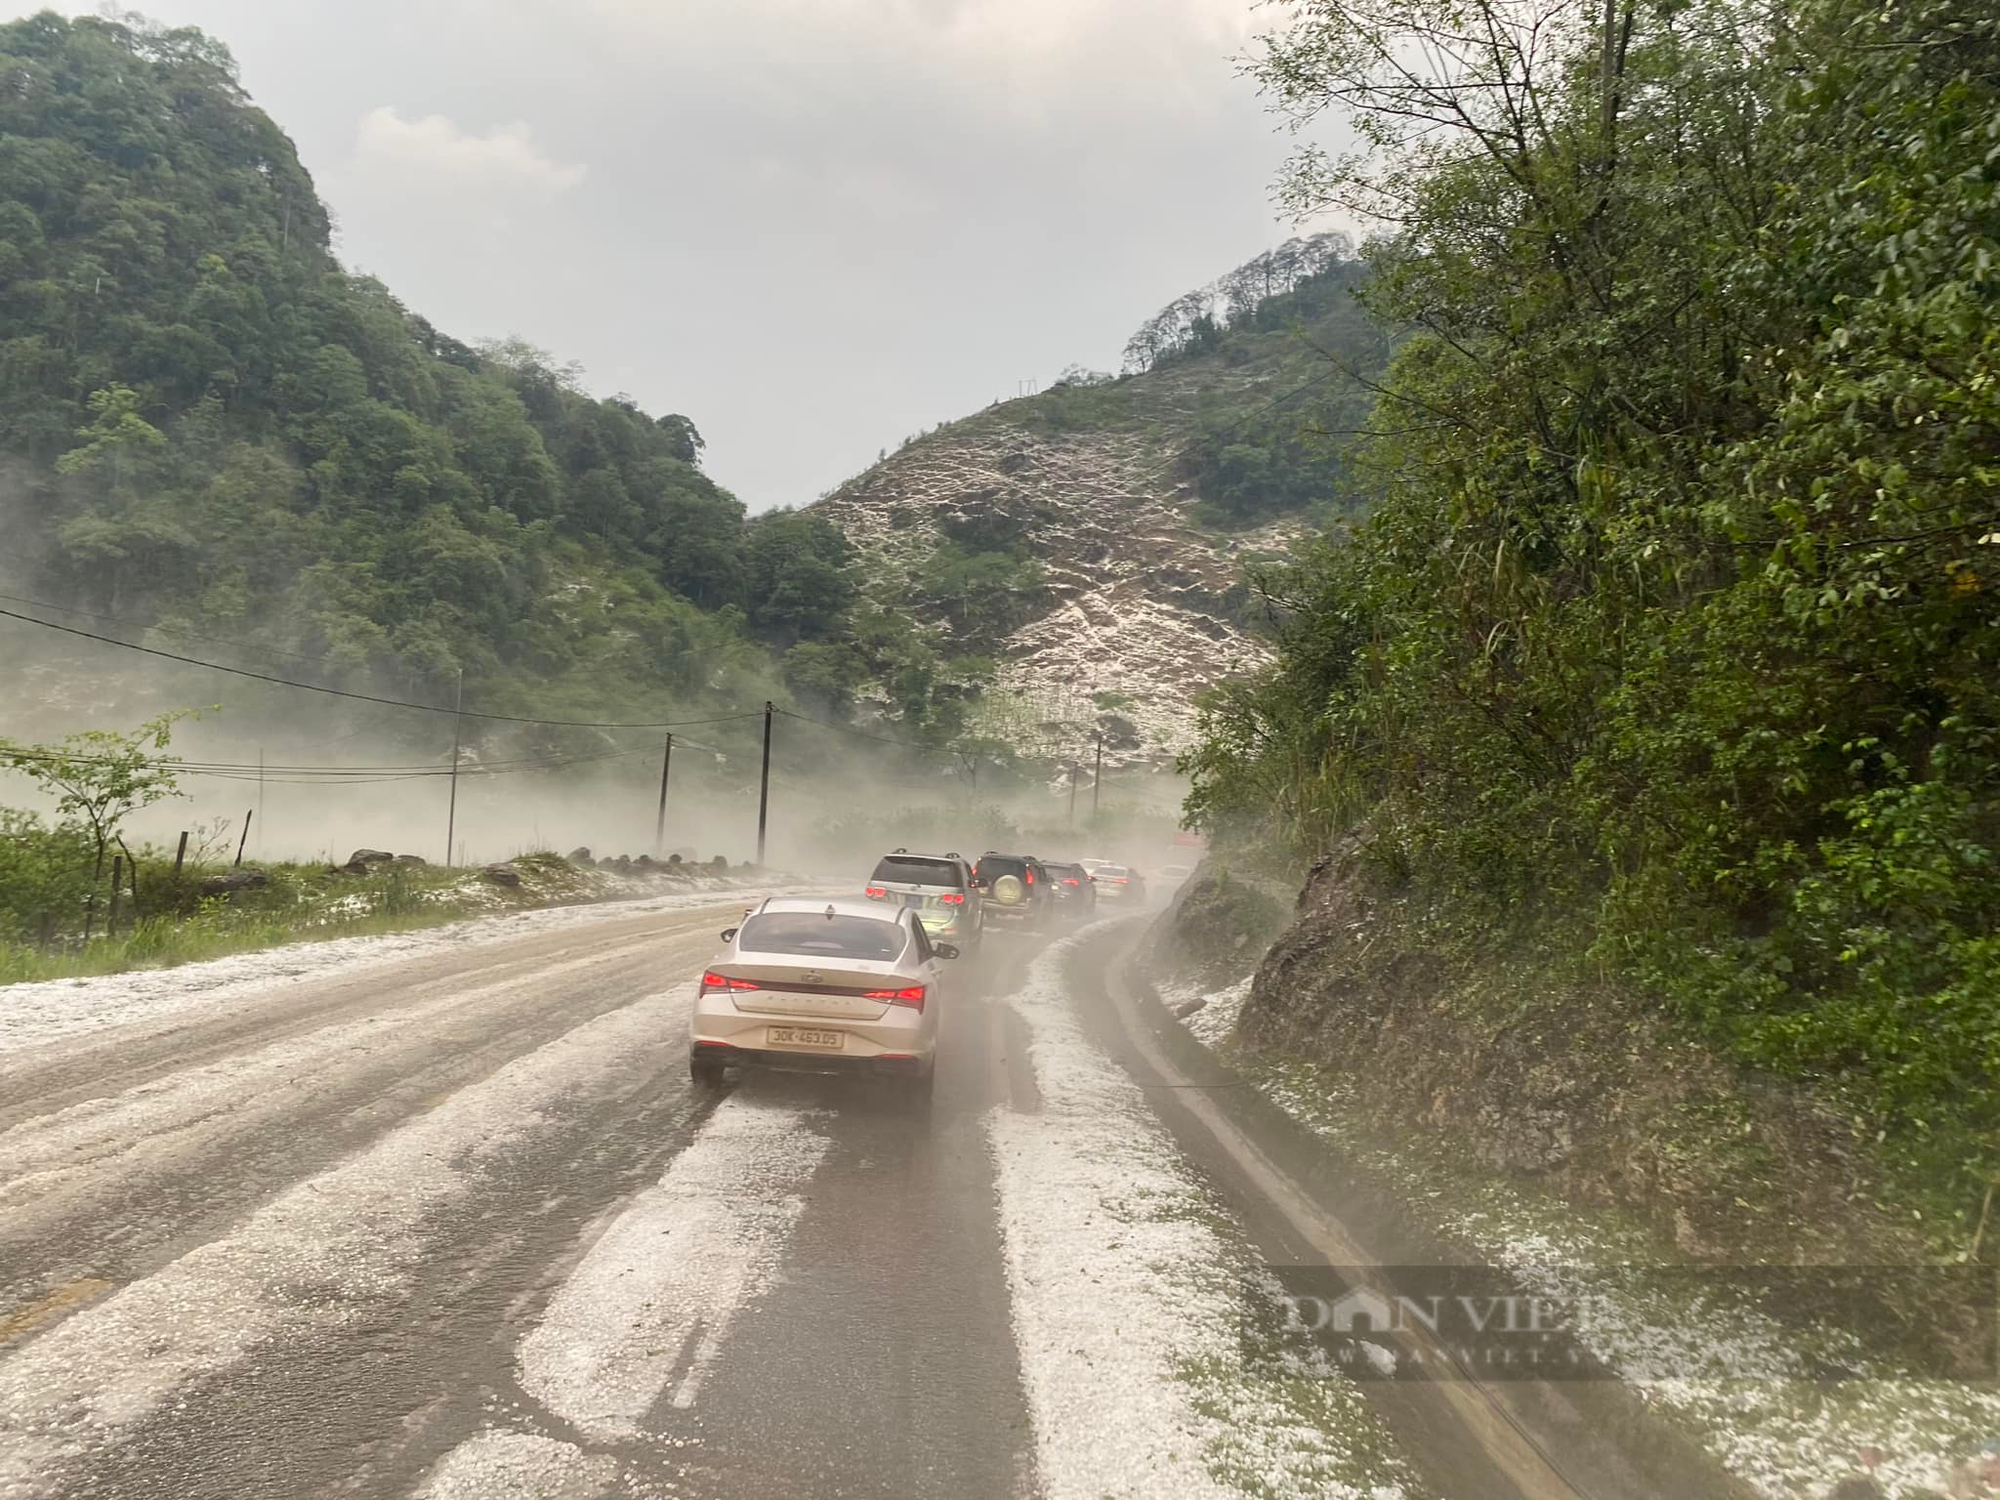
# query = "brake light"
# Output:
<box><xmin>699</xmin><ymin>971</ymin><xmax>760</xmax><ymax>995</ymax></box>
<box><xmin>1024</xmin><ymin>869</ymin><xmax>1034</xmax><ymax>884</ymax></box>
<box><xmin>862</xmin><ymin>984</ymin><xmax>927</xmax><ymax>1012</ymax></box>
<box><xmin>938</xmin><ymin>892</ymin><xmax>965</xmax><ymax>905</ymax></box>
<box><xmin>864</xmin><ymin>886</ymin><xmax>888</xmax><ymax>899</ymax></box>
<box><xmin>1062</xmin><ymin>878</ymin><xmax>1080</xmax><ymax>886</ymax></box>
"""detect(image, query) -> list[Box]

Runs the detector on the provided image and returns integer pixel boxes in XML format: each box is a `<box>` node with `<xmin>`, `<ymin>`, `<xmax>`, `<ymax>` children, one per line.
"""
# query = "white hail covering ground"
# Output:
<box><xmin>0</xmin><ymin>943</ymin><xmax>679</xmax><ymax>1225</ymax></box>
<box><xmin>0</xmin><ymin>879</ymin><xmax>775</xmax><ymax>1057</ymax></box>
<box><xmin>990</xmin><ymin>928</ymin><xmax>1410</xmax><ymax>1500</ymax></box>
<box><xmin>416</xmin><ymin>1093</ymin><xmax>832</xmax><ymax>1497</ymax></box>
<box><xmin>519</xmin><ymin>1096</ymin><xmax>831</xmax><ymax>1429</ymax></box>
<box><xmin>0</xmin><ymin>990</ymin><xmax>688</xmax><ymax>1497</ymax></box>
<box><xmin>1169</xmin><ymin>973</ymin><xmax>2000</xmax><ymax>1499</ymax></box>
<box><xmin>812</xmin><ymin>416</ymin><xmax>1280</xmax><ymax>754</ymax></box>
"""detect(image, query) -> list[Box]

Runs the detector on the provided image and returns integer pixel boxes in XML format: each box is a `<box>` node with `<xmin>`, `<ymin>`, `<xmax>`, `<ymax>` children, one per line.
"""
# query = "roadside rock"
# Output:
<box><xmin>566</xmin><ymin>846</ymin><xmax>592</xmax><ymax>864</ymax></box>
<box><xmin>347</xmin><ymin>849</ymin><xmax>394</xmax><ymax>867</ymax></box>
<box><xmin>198</xmin><ymin>868</ymin><xmax>270</xmax><ymax>896</ymax></box>
<box><xmin>481</xmin><ymin>863</ymin><xmax>522</xmax><ymax>888</ymax></box>
<box><xmin>392</xmin><ymin>853</ymin><xmax>427</xmax><ymax>866</ymax></box>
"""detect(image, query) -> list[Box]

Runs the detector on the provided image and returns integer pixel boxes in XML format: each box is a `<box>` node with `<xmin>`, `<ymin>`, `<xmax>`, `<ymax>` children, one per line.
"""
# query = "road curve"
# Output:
<box><xmin>0</xmin><ymin>895</ymin><xmax>1718</xmax><ymax>1500</ymax></box>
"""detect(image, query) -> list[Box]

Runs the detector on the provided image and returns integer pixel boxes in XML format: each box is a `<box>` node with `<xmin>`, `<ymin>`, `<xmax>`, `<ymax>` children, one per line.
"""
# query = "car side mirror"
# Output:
<box><xmin>935</xmin><ymin>943</ymin><xmax>961</xmax><ymax>960</ymax></box>
<box><xmin>719</xmin><ymin>927</ymin><xmax>738</xmax><ymax>942</ymax></box>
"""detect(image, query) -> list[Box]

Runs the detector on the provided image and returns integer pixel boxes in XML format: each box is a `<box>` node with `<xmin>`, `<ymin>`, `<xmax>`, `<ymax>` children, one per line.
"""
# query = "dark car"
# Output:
<box><xmin>972</xmin><ymin>852</ymin><xmax>1054</xmax><ymax>929</ymax></box>
<box><xmin>1090</xmin><ymin>863</ymin><xmax>1146</xmax><ymax>902</ymax></box>
<box><xmin>1043</xmin><ymin>861</ymin><xmax>1097</xmax><ymax>922</ymax></box>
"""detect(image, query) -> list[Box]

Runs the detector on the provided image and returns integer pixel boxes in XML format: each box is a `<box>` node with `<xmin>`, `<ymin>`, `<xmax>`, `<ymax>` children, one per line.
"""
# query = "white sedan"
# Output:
<box><xmin>689</xmin><ymin>897</ymin><xmax>957</xmax><ymax>1098</ymax></box>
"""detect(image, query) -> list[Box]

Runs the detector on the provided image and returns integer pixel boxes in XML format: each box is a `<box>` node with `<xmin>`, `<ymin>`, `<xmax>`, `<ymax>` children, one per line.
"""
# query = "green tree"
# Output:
<box><xmin>0</xmin><ymin>712</ymin><xmax>194</xmax><ymax>936</ymax></box>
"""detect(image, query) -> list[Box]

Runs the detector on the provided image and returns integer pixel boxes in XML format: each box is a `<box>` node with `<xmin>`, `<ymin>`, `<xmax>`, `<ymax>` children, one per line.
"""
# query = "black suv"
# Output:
<box><xmin>1042</xmin><ymin>861</ymin><xmax>1097</xmax><ymax>922</ymax></box>
<box><xmin>973</xmin><ymin>852</ymin><xmax>1054</xmax><ymax>929</ymax></box>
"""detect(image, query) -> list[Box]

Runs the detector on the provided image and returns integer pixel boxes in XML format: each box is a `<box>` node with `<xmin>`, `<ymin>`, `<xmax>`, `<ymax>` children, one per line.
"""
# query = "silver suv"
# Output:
<box><xmin>864</xmin><ymin>849</ymin><xmax>984</xmax><ymax>949</ymax></box>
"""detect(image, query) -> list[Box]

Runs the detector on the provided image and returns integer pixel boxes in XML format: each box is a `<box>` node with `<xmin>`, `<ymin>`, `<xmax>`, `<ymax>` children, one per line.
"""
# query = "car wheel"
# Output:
<box><xmin>689</xmin><ymin>1051</ymin><xmax>728</xmax><ymax>1089</ymax></box>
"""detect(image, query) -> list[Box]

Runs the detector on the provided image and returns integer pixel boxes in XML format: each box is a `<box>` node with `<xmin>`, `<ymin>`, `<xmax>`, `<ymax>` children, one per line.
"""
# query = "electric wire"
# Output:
<box><xmin>0</xmin><ymin>607</ymin><xmax>767</xmax><ymax>730</ymax></box>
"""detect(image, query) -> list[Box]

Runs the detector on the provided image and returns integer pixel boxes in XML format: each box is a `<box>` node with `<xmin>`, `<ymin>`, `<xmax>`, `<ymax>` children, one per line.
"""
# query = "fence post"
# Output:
<box><xmin>108</xmin><ymin>855</ymin><xmax>123</xmax><ymax>938</ymax></box>
<box><xmin>37</xmin><ymin>912</ymin><xmax>52</xmax><ymax>953</ymax></box>
<box><xmin>173</xmin><ymin>830</ymin><xmax>189</xmax><ymax>877</ymax></box>
<box><xmin>235</xmin><ymin>809</ymin><xmax>253</xmax><ymax>867</ymax></box>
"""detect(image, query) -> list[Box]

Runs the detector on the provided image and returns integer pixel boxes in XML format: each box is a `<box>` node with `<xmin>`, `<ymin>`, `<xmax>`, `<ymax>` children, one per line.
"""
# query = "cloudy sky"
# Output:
<box><xmin>31</xmin><ymin>0</ymin><xmax>1338</xmax><ymax>510</ymax></box>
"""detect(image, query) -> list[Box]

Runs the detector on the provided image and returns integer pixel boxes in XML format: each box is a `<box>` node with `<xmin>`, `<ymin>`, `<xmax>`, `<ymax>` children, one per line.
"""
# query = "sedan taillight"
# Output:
<box><xmin>864</xmin><ymin>886</ymin><xmax>888</xmax><ymax>899</ymax></box>
<box><xmin>699</xmin><ymin>971</ymin><xmax>760</xmax><ymax>996</ymax></box>
<box><xmin>863</xmin><ymin>984</ymin><xmax>927</xmax><ymax>1013</ymax></box>
<box><xmin>937</xmin><ymin>892</ymin><xmax>965</xmax><ymax>905</ymax></box>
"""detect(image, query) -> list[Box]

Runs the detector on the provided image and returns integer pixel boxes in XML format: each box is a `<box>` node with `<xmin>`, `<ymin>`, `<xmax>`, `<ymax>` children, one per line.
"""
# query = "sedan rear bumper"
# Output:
<box><xmin>695</xmin><ymin>1041</ymin><xmax>930</xmax><ymax>1078</ymax></box>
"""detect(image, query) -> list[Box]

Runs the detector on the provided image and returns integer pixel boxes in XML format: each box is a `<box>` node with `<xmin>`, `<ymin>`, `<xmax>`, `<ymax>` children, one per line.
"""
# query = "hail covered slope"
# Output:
<box><xmin>812</xmin><ymin>399</ymin><xmax>1293</xmax><ymax>758</ymax></box>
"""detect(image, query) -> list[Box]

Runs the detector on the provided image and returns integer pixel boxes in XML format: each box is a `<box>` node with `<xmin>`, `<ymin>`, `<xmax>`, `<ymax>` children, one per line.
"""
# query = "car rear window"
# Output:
<box><xmin>1098</xmin><ymin>865</ymin><xmax>1129</xmax><ymax>878</ymax></box>
<box><xmin>870</xmin><ymin>855</ymin><xmax>963</xmax><ymax>888</ymax></box>
<box><xmin>979</xmin><ymin>856</ymin><xmax>1029</xmax><ymax>881</ymax></box>
<box><xmin>738</xmin><ymin>913</ymin><xmax>908</xmax><ymax>961</ymax></box>
<box><xmin>1045</xmin><ymin>863</ymin><xmax>1084</xmax><ymax>879</ymax></box>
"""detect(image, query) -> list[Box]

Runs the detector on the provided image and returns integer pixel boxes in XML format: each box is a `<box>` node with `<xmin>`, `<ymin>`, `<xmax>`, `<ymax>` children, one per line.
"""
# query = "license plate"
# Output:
<box><xmin>904</xmin><ymin>894</ymin><xmax>922</xmax><ymax>909</ymax></box>
<box><xmin>768</xmin><ymin>1026</ymin><xmax>844</xmax><ymax>1050</ymax></box>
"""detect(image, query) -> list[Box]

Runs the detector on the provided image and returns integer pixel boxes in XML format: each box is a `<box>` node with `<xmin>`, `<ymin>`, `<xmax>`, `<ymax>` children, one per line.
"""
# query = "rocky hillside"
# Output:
<box><xmin>812</xmin><ymin>252</ymin><xmax>1390</xmax><ymax>757</ymax></box>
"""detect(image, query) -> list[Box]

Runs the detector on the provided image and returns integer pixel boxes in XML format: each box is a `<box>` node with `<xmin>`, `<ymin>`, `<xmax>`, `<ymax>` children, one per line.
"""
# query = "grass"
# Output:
<box><xmin>0</xmin><ymin>850</ymin><xmax>616</xmax><ymax>986</ymax></box>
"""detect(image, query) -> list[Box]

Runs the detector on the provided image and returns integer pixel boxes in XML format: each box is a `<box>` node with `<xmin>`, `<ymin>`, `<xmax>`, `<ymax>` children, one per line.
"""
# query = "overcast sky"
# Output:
<box><xmin>31</xmin><ymin>0</ymin><xmax>1340</xmax><ymax>510</ymax></box>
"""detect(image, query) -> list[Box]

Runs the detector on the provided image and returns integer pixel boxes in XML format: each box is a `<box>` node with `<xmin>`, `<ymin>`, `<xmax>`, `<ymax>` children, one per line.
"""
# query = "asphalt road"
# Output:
<box><xmin>0</xmin><ymin>896</ymin><xmax>1718</xmax><ymax>1500</ymax></box>
<box><xmin>0</xmin><ymin>899</ymin><xmax>1044</xmax><ymax>1500</ymax></box>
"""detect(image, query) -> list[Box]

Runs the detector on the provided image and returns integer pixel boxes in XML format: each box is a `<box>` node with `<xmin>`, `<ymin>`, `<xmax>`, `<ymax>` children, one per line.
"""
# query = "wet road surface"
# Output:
<box><xmin>0</xmin><ymin>899</ymin><xmax>1043</xmax><ymax>1500</ymax></box>
<box><xmin>0</xmin><ymin>896</ymin><xmax>1718</xmax><ymax>1500</ymax></box>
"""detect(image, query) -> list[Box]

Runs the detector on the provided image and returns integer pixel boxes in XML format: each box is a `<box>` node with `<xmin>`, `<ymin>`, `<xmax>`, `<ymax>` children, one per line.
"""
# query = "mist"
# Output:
<box><xmin>0</xmin><ymin>618</ymin><xmax>1191</xmax><ymax>881</ymax></box>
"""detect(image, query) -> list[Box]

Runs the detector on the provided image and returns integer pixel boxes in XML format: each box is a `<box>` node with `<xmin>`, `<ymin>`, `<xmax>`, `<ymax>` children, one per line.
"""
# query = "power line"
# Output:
<box><xmin>0</xmin><ymin>589</ymin><xmax>336</xmax><ymax>666</ymax></box>
<box><xmin>0</xmin><ymin>607</ymin><xmax>767</xmax><ymax>730</ymax></box>
<box><xmin>0</xmin><ymin>743</ymin><xmax>657</xmax><ymax>782</ymax></box>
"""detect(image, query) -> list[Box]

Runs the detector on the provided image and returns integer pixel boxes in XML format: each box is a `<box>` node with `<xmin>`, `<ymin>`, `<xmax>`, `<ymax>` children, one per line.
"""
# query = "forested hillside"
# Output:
<box><xmin>1187</xmin><ymin>0</ymin><xmax>2000</xmax><ymax>1245</ymax></box>
<box><xmin>0</xmin><ymin>11</ymin><xmax>881</xmax><ymax>728</ymax></box>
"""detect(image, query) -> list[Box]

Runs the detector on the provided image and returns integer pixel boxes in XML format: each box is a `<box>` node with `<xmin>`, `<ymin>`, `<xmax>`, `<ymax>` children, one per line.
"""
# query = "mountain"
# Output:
<box><xmin>810</xmin><ymin>241</ymin><xmax>1392</xmax><ymax>757</ymax></box>
<box><xmin>0</xmin><ymin>10</ymin><xmax>1392</xmax><ymax>781</ymax></box>
<box><xmin>0</xmin><ymin>11</ymin><xmax>860</xmax><ymax>742</ymax></box>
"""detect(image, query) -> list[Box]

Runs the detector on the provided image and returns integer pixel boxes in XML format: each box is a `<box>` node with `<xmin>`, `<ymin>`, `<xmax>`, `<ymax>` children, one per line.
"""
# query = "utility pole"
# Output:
<box><xmin>756</xmin><ymin>702</ymin><xmax>774</xmax><ymax>868</ymax></box>
<box><xmin>655</xmin><ymin>734</ymin><xmax>674</xmax><ymax>855</ymax></box>
<box><xmin>444</xmin><ymin>669</ymin><xmax>464</xmax><ymax>867</ymax></box>
<box><xmin>1091</xmin><ymin>731</ymin><xmax>1104</xmax><ymax>823</ymax></box>
<box><xmin>1067</xmin><ymin>759</ymin><xmax>1078</xmax><ymax>829</ymax></box>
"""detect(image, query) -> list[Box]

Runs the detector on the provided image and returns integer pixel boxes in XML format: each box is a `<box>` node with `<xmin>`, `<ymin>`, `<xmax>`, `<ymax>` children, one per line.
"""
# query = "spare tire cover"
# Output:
<box><xmin>990</xmin><ymin>873</ymin><xmax>1025</xmax><ymax>905</ymax></box>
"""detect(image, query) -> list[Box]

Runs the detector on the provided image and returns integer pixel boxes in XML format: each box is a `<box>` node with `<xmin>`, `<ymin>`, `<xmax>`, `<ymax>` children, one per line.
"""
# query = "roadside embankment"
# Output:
<box><xmin>1144</xmin><ymin>849</ymin><xmax>2000</xmax><ymax>1500</ymax></box>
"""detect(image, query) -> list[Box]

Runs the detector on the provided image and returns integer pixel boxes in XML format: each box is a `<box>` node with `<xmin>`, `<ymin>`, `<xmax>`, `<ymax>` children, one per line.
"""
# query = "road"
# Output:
<box><xmin>0</xmin><ymin>893</ymin><xmax>1712</xmax><ymax>1500</ymax></box>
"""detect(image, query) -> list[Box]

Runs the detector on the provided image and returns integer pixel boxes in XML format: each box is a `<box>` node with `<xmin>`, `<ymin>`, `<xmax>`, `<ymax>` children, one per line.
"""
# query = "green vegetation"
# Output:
<box><xmin>0</xmin><ymin>11</ymin><xmax>955</xmax><ymax>737</ymax></box>
<box><xmin>990</xmin><ymin>246</ymin><xmax>1393</xmax><ymax>527</ymax></box>
<box><xmin>1186</xmin><ymin>0</ymin><xmax>2000</xmax><ymax>1240</ymax></box>
<box><xmin>0</xmin><ymin>773</ymin><xmax>643</xmax><ymax>984</ymax></box>
<box><xmin>0</xmin><ymin>843</ymin><xmax>608</xmax><ymax>985</ymax></box>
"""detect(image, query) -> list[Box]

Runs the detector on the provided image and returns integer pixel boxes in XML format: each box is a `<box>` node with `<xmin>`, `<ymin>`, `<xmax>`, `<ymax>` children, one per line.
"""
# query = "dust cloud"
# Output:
<box><xmin>0</xmin><ymin>613</ymin><xmax>1191</xmax><ymax>877</ymax></box>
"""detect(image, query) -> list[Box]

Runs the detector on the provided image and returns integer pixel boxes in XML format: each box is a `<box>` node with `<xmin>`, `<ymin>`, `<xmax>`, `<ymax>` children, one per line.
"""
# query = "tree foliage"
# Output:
<box><xmin>1189</xmin><ymin>0</ymin><xmax>2000</xmax><ymax>1191</ymax></box>
<box><xmin>0</xmin><ymin>12</ymin><xmax>867</xmax><ymax>713</ymax></box>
